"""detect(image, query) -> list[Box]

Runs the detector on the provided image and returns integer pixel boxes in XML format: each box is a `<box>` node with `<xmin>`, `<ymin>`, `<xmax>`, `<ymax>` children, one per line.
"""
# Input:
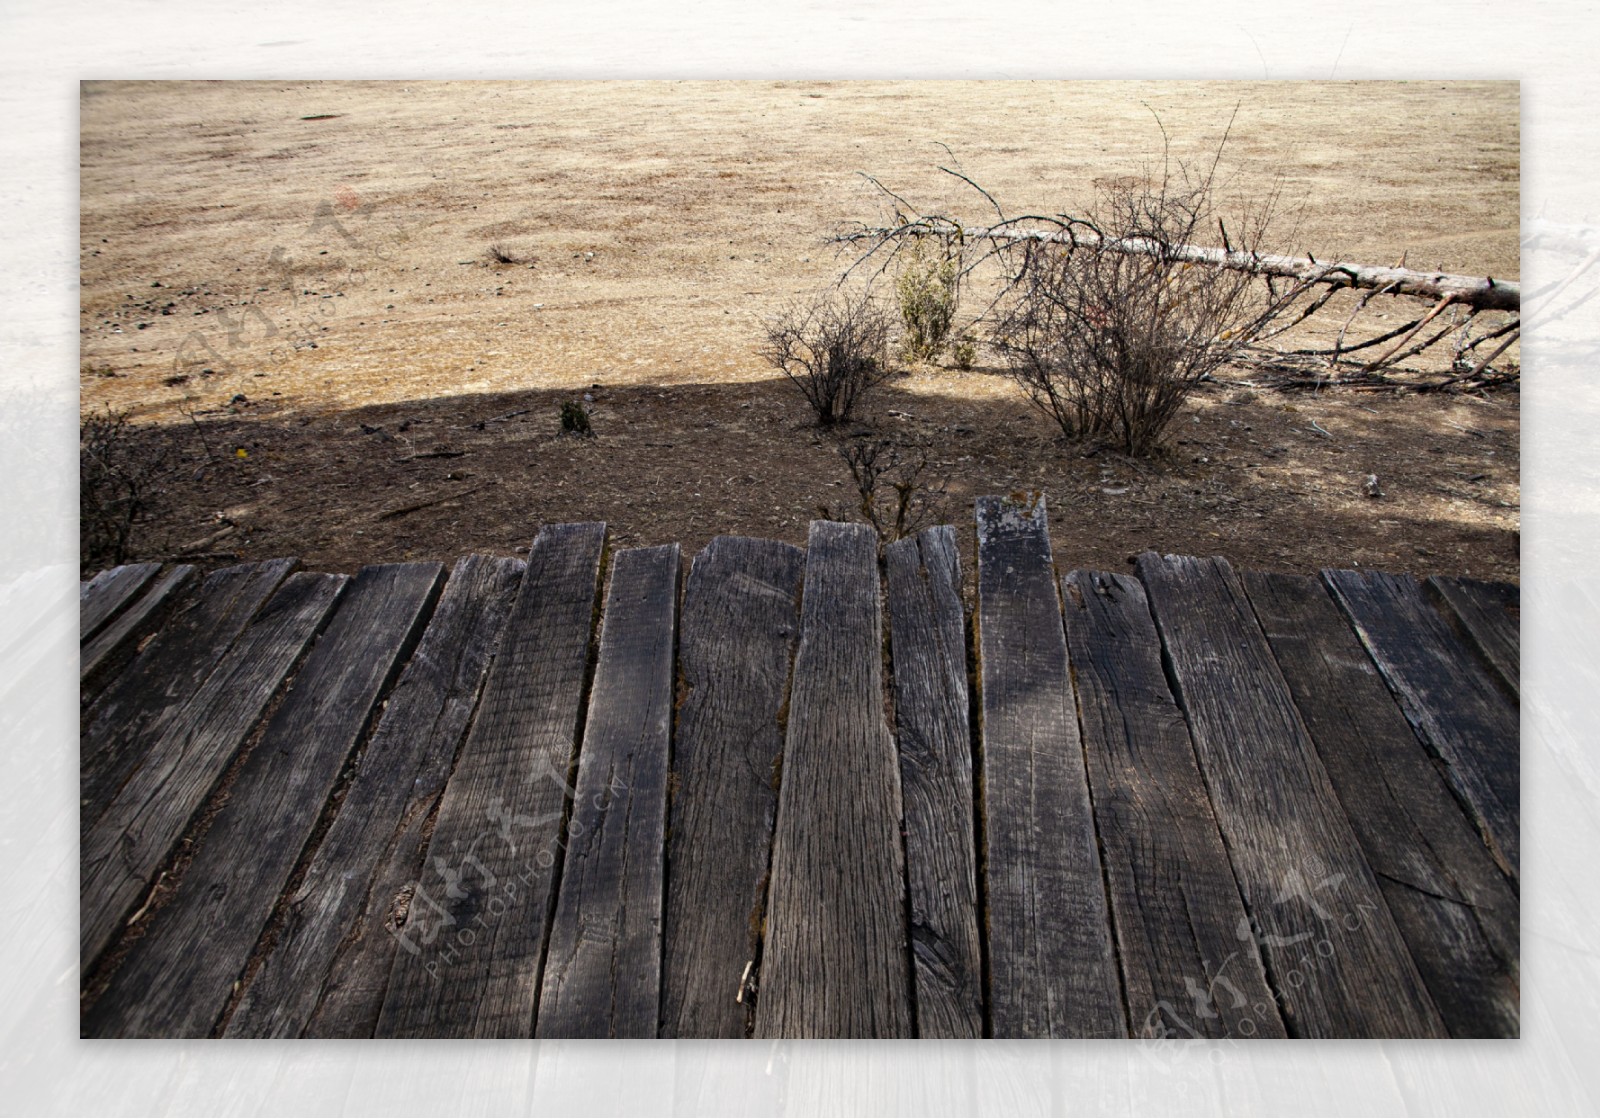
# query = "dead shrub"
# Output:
<box><xmin>80</xmin><ymin>406</ymin><xmax>180</xmax><ymax>574</ymax></box>
<box><xmin>759</xmin><ymin>286</ymin><xmax>893</xmax><ymax>426</ymax></box>
<box><xmin>825</xmin><ymin>436</ymin><xmax>949</xmax><ymax>551</ymax></box>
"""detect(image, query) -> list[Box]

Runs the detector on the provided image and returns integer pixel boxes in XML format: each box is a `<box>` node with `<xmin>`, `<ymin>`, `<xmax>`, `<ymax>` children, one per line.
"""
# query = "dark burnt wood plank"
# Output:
<box><xmin>536</xmin><ymin>544</ymin><xmax>680</xmax><ymax>1039</ymax></box>
<box><xmin>225</xmin><ymin>555</ymin><xmax>524</xmax><ymax>1038</ymax></box>
<box><xmin>885</xmin><ymin>525</ymin><xmax>983</xmax><ymax>1039</ymax></box>
<box><xmin>82</xmin><ymin>563</ymin><xmax>443</xmax><ymax>1038</ymax></box>
<box><xmin>1061</xmin><ymin>568</ymin><xmax>1285</xmax><ymax>1040</ymax></box>
<box><xmin>1428</xmin><ymin>576</ymin><xmax>1519</xmax><ymax>699</ymax></box>
<box><xmin>1324</xmin><ymin>569</ymin><xmax>1520</xmax><ymax>879</ymax></box>
<box><xmin>1244</xmin><ymin>571</ymin><xmax>1519</xmax><ymax>1038</ymax></box>
<box><xmin>79</xmin><ymin>570</ymin><xmax>344</xmax><ymax>974</ymax></box>
<box><xmin>1136</xmin><ymin>552</ymin><xmax>1447</xmax><ymax>1038</ymax></box>
<box><xmin>80</xmin><ymin>565</ymin><xmax>197</xmax><ymax>694</ymax></box>
<box><xmin>660</xmin><ymin>535</ymin><xmax>804</xmax><ymax>1039</ymax></box>
<box><xmin>81</xmin><ymin>558</ymin><xmax>299</xmax><ymax>831</ymax></box>
<box><xmin>80</xmin><ymin>563</ymin><xmax>161</xmax><ymax>643</ymax></box>
<box><xmin>753</xmin><ymin>521</ymin><xmax>912</xmax><ymax>1039</ymax></box>
<box><xmin>975</xmin><ymin>495</ymin><xmax>1123</xmax><ymax>1039</ymax></box>
<box><xmin>375</xmin><ymin>523</ymin><xmax>607</xmax><ymax>1039</ymax></box>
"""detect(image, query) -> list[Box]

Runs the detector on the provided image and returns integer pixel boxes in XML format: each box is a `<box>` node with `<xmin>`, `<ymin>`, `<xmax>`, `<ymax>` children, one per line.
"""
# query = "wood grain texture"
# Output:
<box><xmin>1061</xmin><ymin>569</ymin><xmax>1285</xmax><ymax>1040</ymax></box>
<box><xmin>376</xmin><ymin>523</ymin><xmax>606</xmax><ymax>1038</ymax></box>
<box><xmin>975</xmin><ymin>496</ymin><xmax>1124</xmax><ymax>1039</ymax></box>
<box><xmin>80</xmin><ymin>565</ymin><xmax>196</xmax><ymax>691</ymax></box>
<box><xmin>80</xmin><ymin>558</ymin><xmax>298</xmax><ymax>831</ymax></box>
<box><xmin>1244</xmin><ymin>571</ymin><xmax>1519</xmax><ymax>1037</ymax></box>
<box><xmin>754</xmin><ymin>520</ymin><xmax>911</xmax><ymax>1039</ymax></box>
<box><xmin>660</xmin><ymin>535</ymin><xmax>804</xmax><ymax>1039</ymax></box>
<box><xmin>536</xmin><ymin>544</ymin><xmax>680</xmax><ymax>1038</ymax></box>
<box><xmin>885</xmin><ymin>525</ymin><xmax>983</xmax><ymax>1039</ymax></box>
<box><xmin>1428</xmin><ymin>576</ymin><xmax>1519</xmax><ymax>699</ymax></box>
<box><xmin>225</xmin><ymin>555</ymin><xmax>524</xmax><ymax>1038</ymax></box>
<box><xmin>1136</xmin><ymin>553</ymin><xmax>1447</xmax><ymax>1038</ymax></box>
<box><xmin>83</xmin><ymin>563</ymin><xmax>443</xmax><ymax>1038</ymax></box>
<box><xmin>1324</xmin><ymin>569</ymin><xmax>1520</xmax><ymax>879</ymax></box>
<box><xmin>80</xmin><ymin>562</ymin><xmax>160</xmax><ymax>643</ymax></box>
<box><xmin>80</xmin><ymin>570</ymin><xmax>344</xmax><ymax>973</ymax></box>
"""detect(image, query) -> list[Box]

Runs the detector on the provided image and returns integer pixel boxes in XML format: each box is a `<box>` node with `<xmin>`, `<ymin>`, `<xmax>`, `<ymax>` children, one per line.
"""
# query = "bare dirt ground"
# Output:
<box><xmin>79</xmin><ymin>80</ymin><xmax>1519</xmax><ymax>583</ymax></box>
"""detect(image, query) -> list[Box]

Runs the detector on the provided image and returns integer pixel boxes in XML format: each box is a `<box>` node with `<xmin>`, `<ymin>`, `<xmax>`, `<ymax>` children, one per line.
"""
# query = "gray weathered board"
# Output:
<box><xmin>536</xmin><ymin>544</ymin><xmax>680</xmax><ymax>1038</ymax></box>
<box><xmin>80</xmin><ymin>562</ymin><xmax>161</xmax><ymax>644</ymax></box>
<box><xmin>754</xmin><ymin>521</ymin><xmax>911</xmax><ymax>1039</ymax></box>
<box><xmin>83</xmin><ymin>563</ymin><xmax>442</xmax><ymax>1037</ymax></box>
<box><xmin>78</xmin><ymin>513</ymin><xmax>1519</xmax><ymax>1040</ymax></box>
<box><xmin>1324</xmin><ymin>569</ymin><xmax>1520</xmax><ymax>879</ymax></box>
<box><xmin>1062</xmin><ymin>568</ymin><xmax>1285</xmax><ymax>1040</ymax></box>
<box><xmin>1137</xmin><ymin>553</ymin><xmax>1447</xmax><ymax>1038</ymax></box>
<box><xmin>225</xmin><ymin>555</ymin><xmax>524</xmax><ymax>1038</ymax></box>
<box><xmin>885</xmin><ymin>525</ymin><xmax>983</xmax><ymax>1040</ymax></box>
<box><xmin>660</xmin><ymin>536</ymin><xmax>804</xmax><ymax>1039</ymax></box>
<box><xmin>1244</xmin><ymin>571</ymin><xmax>1519</xmax><ymax>1038</ymax></box>
<box><xmin>976</xmin><ymin>496</ymin><xmax>1123</xmax><ymax>1038</ymax></box>
<box><xmin>375</xmin><ymin>524</ymin><xmax>606</xmax><ymax>1038</ymax></box>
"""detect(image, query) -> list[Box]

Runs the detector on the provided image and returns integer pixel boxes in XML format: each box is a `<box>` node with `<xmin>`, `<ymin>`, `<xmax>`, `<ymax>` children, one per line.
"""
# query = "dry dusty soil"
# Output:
<box><xmin>79</xmin><ymin>80</ymin><xmax>1519</xmax><ymax>584</ymax></box>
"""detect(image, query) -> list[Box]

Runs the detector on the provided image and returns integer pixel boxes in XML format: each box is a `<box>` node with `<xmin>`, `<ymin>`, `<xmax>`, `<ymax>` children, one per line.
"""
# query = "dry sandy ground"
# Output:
<box><xmin>78</xmin><ymin>80</ymin><xmax>1519</xmax><ymax>581</ymax></box>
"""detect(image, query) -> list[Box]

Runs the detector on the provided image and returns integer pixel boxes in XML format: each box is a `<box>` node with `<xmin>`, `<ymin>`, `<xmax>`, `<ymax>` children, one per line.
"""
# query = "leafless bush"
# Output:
<box><xmin>989</xmin><ymin>158</ymin><xmax>1277</xmax><ymax>455</ymax></box>
<box><xmin>826</xmin><ymin>437</ymin><xmax>949</xmax><ymax>550</ymax></box>
<box><xmin>759</xmin><ymin>286</ymin><xmax>893</xmax><ymax>426</ymax></box>
<box><xmin>80</xmin><ymin>406</ymin><xmax>180</xmax><ymax>573</ymax></box>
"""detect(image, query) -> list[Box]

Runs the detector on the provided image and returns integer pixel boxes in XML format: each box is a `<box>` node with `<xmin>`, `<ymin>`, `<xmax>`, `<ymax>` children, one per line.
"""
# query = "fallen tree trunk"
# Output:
<box><xmin>839</xmin><ymin>225</ymin><xmax>1520</xmax><ymax>313</ymax></box>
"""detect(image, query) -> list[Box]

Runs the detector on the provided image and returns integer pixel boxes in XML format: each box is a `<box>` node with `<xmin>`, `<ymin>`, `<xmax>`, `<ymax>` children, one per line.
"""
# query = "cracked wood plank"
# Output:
<box><xmin>79</xmin><ymin>569</ymin><xmax>342</xmax><ymax>974</ymax></box>
<box><xmin>84</xmin><ymin>563</ymin><xmax>442</xmax><ymax>1037</ymax></box>
<box><xmin>1324</xmin><ymin>569</ymin><xmax>1520</xmax><ymax>880</ymax></box>
<box><xmin>81</xmin><ymin>565</ymin><xmax>197</xmax><ymax>695</ymax></box>
<box><xmin>1428</xmin><ymin>576</ymin><xmax>1519</xmax><ymax>699</ymax></box>
<box><xmin>1062</xmin><ymin>568</ymin><xmax>1285</xmax><ymax>1040</ymax></box>
<box><xmin>885</xmin><ymin>525</ymin><xmax>983</xmax><ymax>1039</ymax></box>
<box><xmin>976</xmin><ymin>495</ymin><xmax>1123</xmax><ymax>1038</ymax></box>
<box><xmin>80</xmin><ymin>562</ymin><xmax>161</xmax><ymax>644</ymax></box>
<box><xmin>754</xmin><ymin>521</ymin><xmax>911</xmax><ymax>1039</ymax></box>
<box><xmin>536</xmin><ymin>544</ymin><xmax>680</xmax><ymax>1038</ymax></box>
<box><xmin>80</xmin><ymin>558</ymin><xmax>297</xmax><ymax>829</ymax></box>
<box><xmin>660</xmin><ymin>535</ymin><xmax>803</xmax><ymax>1039</ymax></box>
<box><xmin>1244</xmin><ymin>571</ymin><xmax>1519</xmax><ymax>1037</ymax></box>
<box><xmin>375</xmin><ymin>523</ymin><xmax>606</xmax><ymax>1038</ymax></box>
<box><xmin>1137</xmin><ymin>552</ymin><xmax>1446</xmax><ymax>1037</ymax></box>
<box><xmin>225</xmin><ymin>555</ymin><xmax>523</xmax><ymax>1037</ymax></box>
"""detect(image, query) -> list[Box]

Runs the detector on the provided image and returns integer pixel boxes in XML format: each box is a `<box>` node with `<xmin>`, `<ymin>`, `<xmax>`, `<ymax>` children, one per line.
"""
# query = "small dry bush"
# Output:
<box><xmin>80</xmin><ymin>406</ymin><xmax>180</xmax><ymax>573</ymax></box>
<box><xmin>827</xmin><ymin>436</ymin><xmax>949</xmax><ymax>551</ymax></box>
<box><xmin>760</xmin><ymin>286</ymin><xmax>893</xmax><ymax>426</ymax></box>
<box><xmin>990</xmin><ymin>154</ymin><xmax>1278</xmax><ymax>454</ymax></box>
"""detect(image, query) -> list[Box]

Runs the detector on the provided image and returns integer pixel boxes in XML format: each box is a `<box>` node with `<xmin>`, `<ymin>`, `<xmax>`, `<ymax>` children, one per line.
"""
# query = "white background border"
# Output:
<box><xmin>3</xmin><ymin>3</ymin><xmax>1596</xmax><ymax>1114</ymax></box>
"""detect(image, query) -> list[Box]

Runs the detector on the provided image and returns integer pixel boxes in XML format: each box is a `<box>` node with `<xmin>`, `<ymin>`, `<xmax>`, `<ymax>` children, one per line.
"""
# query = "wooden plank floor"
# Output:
<box><xmin>79</xmin><ymin>500</ymin><xmax>1520</xmax><ymax>1038</ymax></box>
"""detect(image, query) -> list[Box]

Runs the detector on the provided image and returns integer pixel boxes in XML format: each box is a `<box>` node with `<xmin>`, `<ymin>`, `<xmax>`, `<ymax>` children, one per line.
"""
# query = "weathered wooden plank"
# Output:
<box><xmin>659</xmin><ymin>535</ymin><xmax>804</xmax><ymax>1039</ymax></box>
<box><xmin>884</xmin><ymin>525</ymin><xmax>983</xmax><ymax>1039</ymax></box>
<box><xmin>80</xmin><ymin>558</ymin><xmax>299</xmax><ymax>830</ymax></box>
<box><xmin>536</xmin><ymin>544</ymin><xmax>680</xmax><ymax>1038</ymax></box>
<box><xmin>375</xmin><ymin>523</ymin><xmax>607</xmax><ymax>1038</ymax></box>
<box><xmin>80</xmin><ymin>562</ymin><xmax>161</xmax><ymax>643</ymax></box>
<box><xmin>1428</xmin><ymin>576</ymin><xmax>1519</xmax><ymax>699</ymax></box>
<box><xmin>1243</xmin><ymin>571</ymin><xmax>1519</xmax><ymax>1037</ymax></box>
<box><xmin>1136</xmin><ymin>553</ymin><xmax>1447</xmax><ymax>1038</ymax></box>
<box><xmin>80</xmin><ymin>565</ymin><xmax>197</xmax><ymax>691</ymax></box>
<box><xmin>754</xmin><ymin>520</ymin><xmax>911</xmax><ymax>1039</ymax></box>
<box><xmin>83</xmin><ymin>563</ymin><xmax>443</xmax><ymax>1037</ymax></box>
<box><xmin>1324</xmin><ymin>569</ymin><xmax>1520</xmax><ymax>879</ymax></box>
<box><xmin>1061</xmin><ymin>568</ymin><xmax>1285</xmax><ymax>1040</ymax></box>
<box><xmin>974</xmin><ymin>496</ymin><xmax>1123</xmax><ymax>1039</ymax></box>
<box><xmin>224</xmin><ymin>555</ymin><xmax>524</xmax><ymax>1038</ymax></box>
<box><xmin>79</xmin><ymin>570</ymin><xmax>345</xmax><ymax>973</ymax></box>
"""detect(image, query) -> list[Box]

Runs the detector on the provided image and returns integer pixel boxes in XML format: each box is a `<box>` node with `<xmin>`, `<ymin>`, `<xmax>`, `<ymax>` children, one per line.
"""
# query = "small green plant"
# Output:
<box><xmin>560</xmin><ymin>399</ymin><xmax>594</xmax><ymax>436</ymax></box>
<box><xmin>951</xmin><ymin>334</ymin><xmax>977</xmax><ymax>371</ymax></box>
<box><xmin>895</xmin><ymin>239</ymin><xmax>960</xmax><ymax>363</ymax></box>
